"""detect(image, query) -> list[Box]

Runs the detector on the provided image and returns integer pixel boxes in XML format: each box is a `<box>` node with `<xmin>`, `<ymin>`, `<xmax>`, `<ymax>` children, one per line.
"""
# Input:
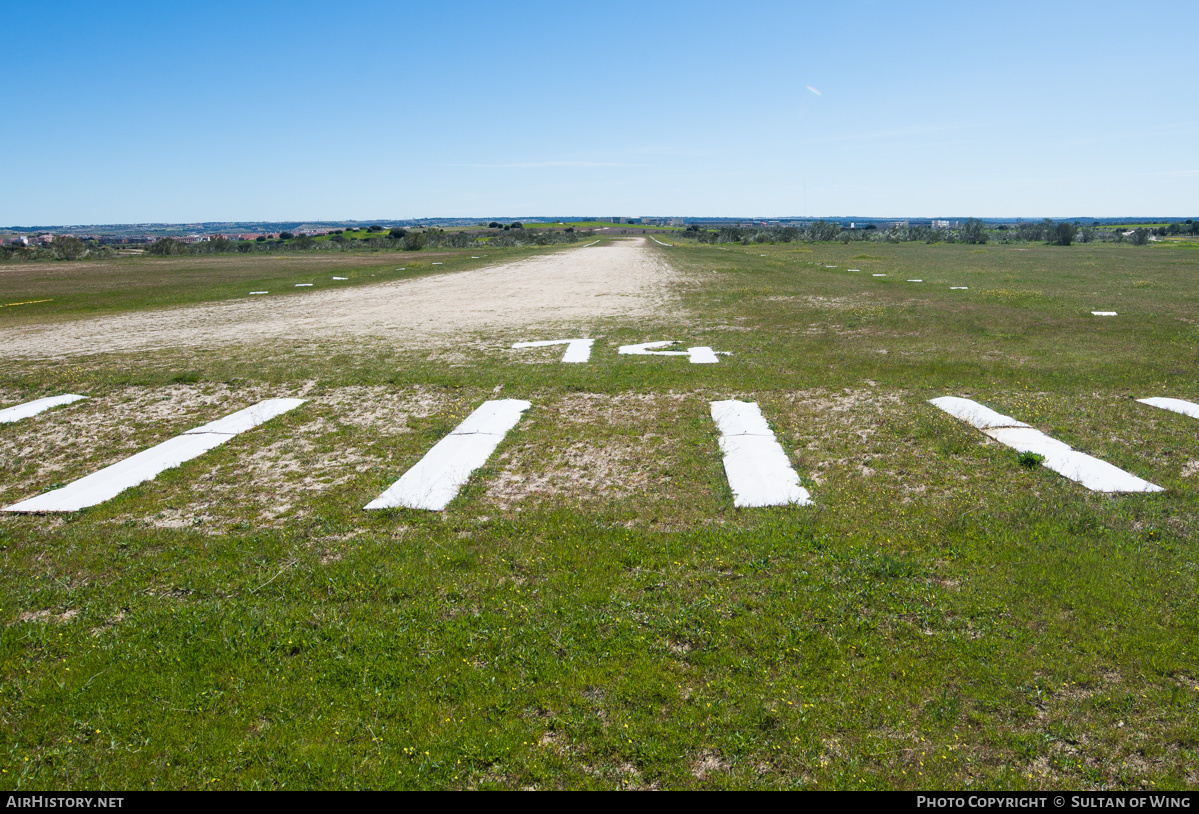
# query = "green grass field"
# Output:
<box><xmin>1</xmin><ymin>240</ymin><xmax>1197</xmax><ymax>790</ymax></box>
<box><xmin>0</xmin><ymin>245</ymin><xmax>553</xmax><ymax>324</ymax></box>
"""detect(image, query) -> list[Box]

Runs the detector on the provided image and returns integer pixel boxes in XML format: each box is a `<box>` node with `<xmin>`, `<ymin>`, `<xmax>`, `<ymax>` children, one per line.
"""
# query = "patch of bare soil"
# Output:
<box><xmin>690</xmin><ymin>750</ymin><xmax>730</xmax><ymax>780</ymax></box>
<box><xmin>482</xmin><ymin>392</ymin><xmax>692</xmax><ymax>510</ymax></box>
<box><xmin>0</xmin><ymin>239</ymin><xmax>676</xmax><ymax>359</ymax></box>
<box><xmin>18</xmin><ymin>609</ymin><xmax>78</xmax><ymax>624</ymax></box>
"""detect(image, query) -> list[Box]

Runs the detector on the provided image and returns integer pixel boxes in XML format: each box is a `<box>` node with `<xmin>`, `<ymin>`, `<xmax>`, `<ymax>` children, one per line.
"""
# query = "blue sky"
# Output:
<box><xmin>4</xmin><ymin>0</ymin><xmax>1195</xmax><ymax>224</ymax></box>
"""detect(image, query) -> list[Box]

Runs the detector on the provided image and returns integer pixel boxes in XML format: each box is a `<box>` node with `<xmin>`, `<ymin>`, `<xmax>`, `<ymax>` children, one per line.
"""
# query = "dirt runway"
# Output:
<box><xmin>0</xmin><ymin>239</ymin><xmax>675</xmax><ymax>359</ymax></box>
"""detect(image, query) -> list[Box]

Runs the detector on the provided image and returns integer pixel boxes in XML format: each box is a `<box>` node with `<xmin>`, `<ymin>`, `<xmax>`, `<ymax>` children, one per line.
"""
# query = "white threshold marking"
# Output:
<box><xmin>618</xmin><ymin>341</ymin><xmax>723</xmax><ymax>364</ymax></box>
<box><xmin>1138</xmin><ymin>397</ymin><xmax>1199</xmax><ymax>420</ymax></box>
<box><xmin>0</xmin><ymin>394</ymin><xmax>87</xmax><ymax>424</ymax></box>
<box><xmin>512</xmin><ymin>338</ymin><xmax>594</xmax><ymax>363</ymax></box>
<box><xmin>4</xmin><ymin>399</ymin><xmax>306</xmax><ymax>512</ymax></box>
<box><xmin>365</xmin><ymin>399</ymin><xmax>530</xmax><ymax>511</ymax></box>
<box><xmin>1092</xmin><ymin>311</ymin><xmax>1117</xmax><ymax>316</ymax></box>
<box><xmin>711</xmin><ymin>400</ymin><xmax>810</xmax><ymax>508</ymax></box>
<box><xmin>929</xmin><ymin>396</ymin><xmax>1162</xmax><ymax>493</ymax></box>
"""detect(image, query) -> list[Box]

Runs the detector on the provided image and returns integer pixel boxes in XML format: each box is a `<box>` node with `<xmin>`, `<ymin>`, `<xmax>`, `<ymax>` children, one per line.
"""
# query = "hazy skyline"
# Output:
<box><xmin>5</xmin><ymin>0</ymin><xmax>1195</xmax><ymax>224</ymax></box>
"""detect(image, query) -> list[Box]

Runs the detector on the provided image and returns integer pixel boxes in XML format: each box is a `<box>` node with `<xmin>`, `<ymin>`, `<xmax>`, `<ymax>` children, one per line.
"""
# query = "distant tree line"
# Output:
<box><xmin>138</xmin><ymin>226</ymin><xmax>591</xmax><ymax>257</ymax></box>
<box><xmin>0</xmin><ymin>236</ymin><xmax>117</xmax><ymax>262</ymax></box>
<box><xmin>676</xmin><ymin>217</ymin><xmax>1194</xmax><ymax>248</ymax></box>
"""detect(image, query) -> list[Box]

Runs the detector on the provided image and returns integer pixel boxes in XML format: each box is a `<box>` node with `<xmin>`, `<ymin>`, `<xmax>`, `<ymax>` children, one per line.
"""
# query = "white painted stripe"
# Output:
<box><xmin>711</xmin><ymin>400</ymin><xmax>810</xmax><ymax>508</ymax></box>
<box><xmin>618</xmin><ymin>341</ymin><xmax>723</xmax><ymax>364</ymax></box>
<box><xmin>951</xmin><ymin>286</ymin><xmax>968</xmax><ymax>290</ymax></box>
<box><xmin>471</xmin><ymin>256</ymin><xmax>480</xmax><ymax>258</ymax></box>
<box><xmin>333</xmin><ymin>277</ymin><xmax>348</xmax><ymax>280</ymax></box>
<box><xmin>295</xmin><ymin>283</ymin><xmax>313</xmax><ymax>287</ymax></box>
<box><xmin>432</xmin><ymin>262</ymin><xmax>443</xmax><ymax>265</ymax></box>
<box><xmin>929</xmin><ymin>396</ymin><xmax>1161</xmax><ymax>493</ymax></box>
<box><xmin>0</xmin><ymin>394</ymin><xmax>87</xmax><ymax>424</ymax></box>
<box><xmin>848</xmin><ymin>268</ymin><xmax>860</xmax><ymax>272</ymax></box>
<box><xmin>581</xmin><ymin>240</ymin><xmax>600</xmax><ymax>247</ymax></box>
<box><xmin>930</xmin><ymin>396</ymin><xmax>1033</xmax><ymax>430</ymax></box>
<box><xmin>873</xmin><ymin>274</ymin><xmax>886</xmax><ymax>277</ymax></box>
<box><xmin>184</xmin><ymin>399</ymin><xmax>306</xmax><ymax>435</ymax></box>
<box><xmin>512</xmin><ymin>338</ymin><xmax>594</xmax><ymax>363</ymax></box>
<box><xmin>4</xmin><ymin>398</ymin><xmax>306</xmax><ymax>512</ymax></box>
<box><xmin>250</xmin><ymin>291</ymin><xmax>268</xmax><ymax>295</ymax></box>
<box><xmin>1092</xmin><ymin>311</ymin><xmax>1117</xmax><ymax>316</ymax></box>
<box><xmin>365</xmin><ymin>399</ymin><xmax>530</xmax><ymax>511</ymax></box>
<box><xmin>649</xmin><ymin>236</ymin><xmax>673</xmax><ymax>246</ymax></box>
<box><xmin>908</xmin><ymin>279</ymin><xmax>923</xmax><ymax>282</ymax></box>
<box><xmin>1138</xmin><ymin>397</ymin><xmax>1199</xmax><ymax>420</ymax></box>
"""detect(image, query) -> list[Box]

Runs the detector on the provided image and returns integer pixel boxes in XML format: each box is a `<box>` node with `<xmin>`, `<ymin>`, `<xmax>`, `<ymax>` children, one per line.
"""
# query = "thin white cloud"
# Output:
<box><xmin>799</xmin><ymin>123</ymin><xmax>982</xmax><ymax>146</ymax></box>
<box><xmin>450</xmin><ymin>161</ymin><xmax>650</xmax><ymax>168</ymax></box>
<box><xmin>1059</xmin><ymin>122</ymin><xmax>1197</xmax><ymax>148</ymax></box>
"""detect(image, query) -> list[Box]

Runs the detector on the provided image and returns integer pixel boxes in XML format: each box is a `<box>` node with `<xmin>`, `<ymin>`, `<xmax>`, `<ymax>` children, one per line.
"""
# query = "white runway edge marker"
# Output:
<box><xmin>250</xmin><ymin>291</ymin><xmax>268</xmax><ymax>295</ymax></box>
<box><xmin>908</xmin><ymin>279</ymin><xmax>923</xmax><ymax>282</ymax></box>
<box><xmin>929</xmin><ymin>396</ymin><xmax>1162</xmax><ymax>494</ymax></box>
<box><xmin>365</xmin><ymin>399</ymin><xmax>531</xmax><ymax>511</ymax></box>
<box><xmin>1092</xmin><ymin>311</ymin><xmax>1117</xmax><ymax>316</ymax></box>
<box><xmin>295</xmin><ymin>283</ymin><xmax>313</xmax><ymax>287</ymax></box>
<box><xmin>0</xmin><ymin>394</ymin><xmax>87</xmax><ymax>424</ymax></box>
<box><xmin>333</xmin><ymin>277</ymin><xmax>348</xmax><ymax>280</ymax></box>
<box><xmin>711</xmin><ymin>400</ymin><xmax>811</xmax><ymax>507</ymax></box>
<box><xmin>951</xmin><ymin>286</ymin><xmax>968</xmax><ymax>290</ymax></box>
<box><xmin>848</xmin><ymin>268</ymin><xmax>860</xmax><ymax>272</ymax></box>
<box><xmin>4</xmin><ymin>399</ymin><xmax>306</xmax><ymax>512</ymax></box>
<box><xmin>873</xmin><ymin>274</ymin><xmax>887</xmax><ymax>277</ymax></box>
<box><xmin>619</xmin><ymin>341</ymin><xmax>722</xmax><ymax>364</ymax></box>
<box><xmin>512</xmin><ymin>338</ymin><xmax>594</xmax><ymax>363</ymax></box>
<box><xmin>1138</xmin><ymin>397</ymin><xmax>1199</xmax><ymax>421</ymax></box>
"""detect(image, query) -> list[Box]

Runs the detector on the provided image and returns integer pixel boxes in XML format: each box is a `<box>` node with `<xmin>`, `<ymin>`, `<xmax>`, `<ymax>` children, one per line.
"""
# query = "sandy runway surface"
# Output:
<box><xmin>0</xmin><ymin>239</ymin><xmax>675</xmax><ymax>359</ymax></box>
